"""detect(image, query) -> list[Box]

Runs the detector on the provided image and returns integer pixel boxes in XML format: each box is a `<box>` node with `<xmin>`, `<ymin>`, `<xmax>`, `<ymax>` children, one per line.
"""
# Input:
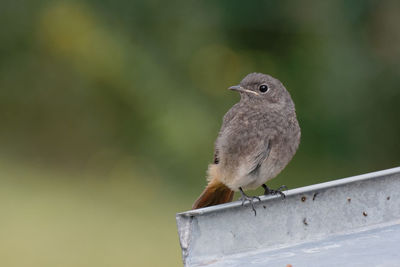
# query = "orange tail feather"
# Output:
<box><xmin>192</xmin><ymin>180</ymin><xmax>234</xmax><ymax>209</ymax></box>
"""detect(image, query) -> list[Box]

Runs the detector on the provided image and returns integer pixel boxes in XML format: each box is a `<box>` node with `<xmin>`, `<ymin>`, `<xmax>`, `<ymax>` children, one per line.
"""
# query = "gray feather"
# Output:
<box><xmin>249</xmin><ymin>140</ymin><xmax>271</xmax><ymax>175</ymax></box>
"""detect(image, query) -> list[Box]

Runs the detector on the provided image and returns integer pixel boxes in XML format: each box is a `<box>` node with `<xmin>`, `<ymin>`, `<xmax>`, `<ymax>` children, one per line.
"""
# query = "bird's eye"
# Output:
<box><xmin>259</xmin><ymin>84</ymin><xmax>269</xmax><ymax>93</ymax></box>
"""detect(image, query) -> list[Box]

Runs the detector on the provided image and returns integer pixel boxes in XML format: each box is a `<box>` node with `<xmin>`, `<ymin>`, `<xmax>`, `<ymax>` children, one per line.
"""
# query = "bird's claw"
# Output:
<box><xmin>239</xmin><ymin>188</ymin><xmax>261</xmax><ymax>216</ymax></box>
<box><xmin>263</xmin><ymin>184</ymin><xmax>287</xmax><ymax>199</ymax></box>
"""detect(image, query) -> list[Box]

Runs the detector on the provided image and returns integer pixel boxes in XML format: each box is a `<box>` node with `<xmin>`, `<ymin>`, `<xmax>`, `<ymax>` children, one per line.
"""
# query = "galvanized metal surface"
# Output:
<box><xmin>176</xmin><ymin>167</ymin><xmax>400</xmax><ymax>266</ymax></box>
<box><xmin>204</xmin><ymin>222</ymin><xmax>400</xmax><ymax>267</ymax></box>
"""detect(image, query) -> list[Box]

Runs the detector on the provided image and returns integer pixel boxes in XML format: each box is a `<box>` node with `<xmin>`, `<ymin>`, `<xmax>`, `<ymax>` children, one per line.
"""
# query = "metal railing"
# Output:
<box><xmin>176</xmin><ymin>167</ymin><xmax>400</xmax><ymax>266</ymax></box>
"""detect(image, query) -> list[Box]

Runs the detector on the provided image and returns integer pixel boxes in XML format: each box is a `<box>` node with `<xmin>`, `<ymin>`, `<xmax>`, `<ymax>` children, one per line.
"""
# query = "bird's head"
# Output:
<box><xmin>229</xmin><ymin>73</ymin><xmax>293</xmax><ymax>109</ymax></box>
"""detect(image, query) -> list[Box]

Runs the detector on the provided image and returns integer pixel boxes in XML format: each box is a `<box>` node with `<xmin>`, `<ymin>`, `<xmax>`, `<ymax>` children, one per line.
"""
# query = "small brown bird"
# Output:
<box><xmin>192</xmin><ymin>73</ymin><xmax>300</xmax><ymax>214</ymax></box>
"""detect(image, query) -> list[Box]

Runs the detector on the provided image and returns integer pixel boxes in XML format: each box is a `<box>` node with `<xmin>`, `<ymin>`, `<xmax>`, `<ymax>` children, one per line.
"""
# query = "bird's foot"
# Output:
<box><xmin>262</xmin><ymin>184</ymin><xmax>287</xmax><ymax>199</ymax></box>
<box><xmin>239</xmin><ymin>187</ymin><xmax>261</xmax><ymax>216</ymax></box>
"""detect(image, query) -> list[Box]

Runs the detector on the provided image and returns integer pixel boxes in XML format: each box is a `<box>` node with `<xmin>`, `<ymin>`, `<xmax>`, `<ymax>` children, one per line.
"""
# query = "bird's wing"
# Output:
<box><xmin>213</xmin><ymin>103</ymin><xmax>241</xmax><ymax>164</ymax></box>
<box><xmin>248</xmin><ymin>139</ymin><xmax>271</xmax><ymax>175</ymax></box>
<box><xmin>213</xmin><ymin>149</ymin><xmax>219</xmax><ymax>164</ymax></box>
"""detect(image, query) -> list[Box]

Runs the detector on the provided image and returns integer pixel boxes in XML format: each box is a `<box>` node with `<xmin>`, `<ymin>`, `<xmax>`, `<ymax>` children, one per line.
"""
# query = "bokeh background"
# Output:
<box><xmin>1</xmin><ymin>0</ymin><xmax>400</xmax><ymax>266</ymax></box>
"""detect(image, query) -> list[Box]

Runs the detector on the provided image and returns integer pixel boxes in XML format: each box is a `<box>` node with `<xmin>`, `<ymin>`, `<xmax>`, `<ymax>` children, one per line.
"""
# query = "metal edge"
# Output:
<box><xmin>175</xmin><ymin>214</ymin><xmax>194</xmax><ymax>266</ymax></box>
<box><xmin>176</xmin><ymin>166</ymin><xmax>400</xmax><ymax>217</ymax></box>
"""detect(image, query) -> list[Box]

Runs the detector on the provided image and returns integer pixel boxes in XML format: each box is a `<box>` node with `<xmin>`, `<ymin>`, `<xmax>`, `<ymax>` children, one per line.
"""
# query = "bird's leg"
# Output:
<box><xmin>262</xmin><ymin>184</ymin><xmax>287</xmax><ymax>199</ymax></box>
<box><xmin>239</xmin><ymin>187</ymin><xmax>261</xmax><ymax>216</ymax></box>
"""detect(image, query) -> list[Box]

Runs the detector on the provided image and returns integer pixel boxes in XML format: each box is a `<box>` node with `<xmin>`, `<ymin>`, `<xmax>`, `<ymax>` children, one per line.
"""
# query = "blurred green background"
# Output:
<box><xmin>1</xmin><ymin>0</ymin><xmax>400</xmax><ymax>266</ymax></box>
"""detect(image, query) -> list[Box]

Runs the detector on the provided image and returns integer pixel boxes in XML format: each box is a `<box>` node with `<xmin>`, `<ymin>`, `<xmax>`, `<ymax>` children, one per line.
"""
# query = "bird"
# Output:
<box><xmin>192</xmin><ymin>72</ymin><xmax>300</xmax><ymax>215</ymax></box>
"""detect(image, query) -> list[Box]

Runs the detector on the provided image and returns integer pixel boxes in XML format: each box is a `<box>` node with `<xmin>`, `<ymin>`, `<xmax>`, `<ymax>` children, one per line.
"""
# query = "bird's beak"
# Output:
<box><xmin>228</xmin><ymin>85</ymin><xmax>243</xmax><ymax>92</ymax></box>
<box><xmin>228</xmin><ymin>85</ymin><xmax>259</xmax><ymax>96</ymax></box>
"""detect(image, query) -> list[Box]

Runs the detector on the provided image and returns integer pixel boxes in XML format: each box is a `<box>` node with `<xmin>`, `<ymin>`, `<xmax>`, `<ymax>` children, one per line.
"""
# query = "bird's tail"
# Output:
<box><xmin>192</xmin><ymin>179</ymin><xmax>234</xmax><ymax>209</ymax></box>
